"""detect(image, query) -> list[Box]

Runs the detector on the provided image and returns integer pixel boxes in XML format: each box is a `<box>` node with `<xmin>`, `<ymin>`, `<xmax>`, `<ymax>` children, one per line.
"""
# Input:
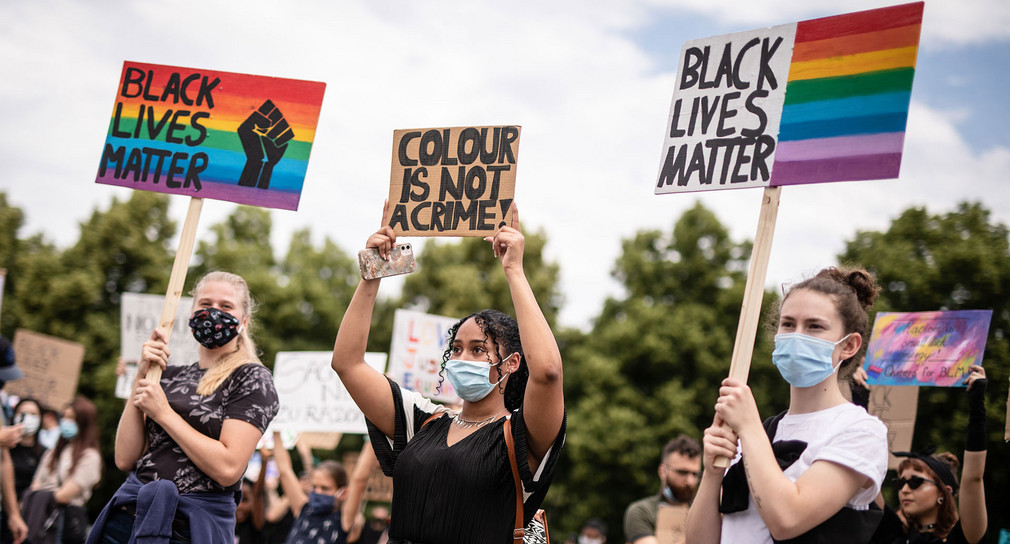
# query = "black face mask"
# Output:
<box><xmin>189</xmin><ymin>308</ymin><xmax>241</xmax><ymax>349</ymax></box>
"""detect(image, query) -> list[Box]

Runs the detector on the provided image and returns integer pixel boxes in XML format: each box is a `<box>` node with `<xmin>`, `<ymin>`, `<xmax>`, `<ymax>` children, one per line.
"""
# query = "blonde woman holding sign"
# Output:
<box><xmin>87</xmin><ymin>271</ymin><xmax>279</xmax><ymax>544</ymax></box>
<box><xmin>332</xmin><ymin>205</ymin><xmax>566</xmax><ymax>543</ymax></box>
<box><xmin>686</xmin><ymin>267</ymin><xmax>889</xmax><ymax>544</ymax></box>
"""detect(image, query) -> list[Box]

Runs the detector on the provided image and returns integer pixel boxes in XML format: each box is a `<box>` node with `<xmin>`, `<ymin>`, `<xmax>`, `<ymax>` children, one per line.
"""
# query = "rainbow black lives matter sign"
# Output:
<box><xmin>97</xmin><ymin>61</ymin><xmax>326</xmax><ymax>211</ymax></box>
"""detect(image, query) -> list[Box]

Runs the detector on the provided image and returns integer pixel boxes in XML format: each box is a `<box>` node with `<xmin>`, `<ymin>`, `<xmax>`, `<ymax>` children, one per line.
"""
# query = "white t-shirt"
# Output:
<box><xmin>720</xmin><ymin>403</ymin><xmax>888</xmax><ymax>544</ymax></box>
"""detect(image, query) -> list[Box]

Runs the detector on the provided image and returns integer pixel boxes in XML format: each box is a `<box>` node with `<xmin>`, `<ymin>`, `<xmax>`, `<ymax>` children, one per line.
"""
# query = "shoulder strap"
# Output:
<box><xmin>420</xmin><ymin>410</ymin><xmax>445</xmax><ymax>430</ymax></box>
<box><xmin>504</xmin><ymin>417</ymin><xmax>525</xmax><ymax>543</ymax></box>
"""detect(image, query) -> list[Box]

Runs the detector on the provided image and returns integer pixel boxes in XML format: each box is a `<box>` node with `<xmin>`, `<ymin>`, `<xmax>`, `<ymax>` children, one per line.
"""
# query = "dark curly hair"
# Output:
<box><xmin>440</xmin><ymin>309</ymin><xmax>528</xmax><ymax>412</ymax></box>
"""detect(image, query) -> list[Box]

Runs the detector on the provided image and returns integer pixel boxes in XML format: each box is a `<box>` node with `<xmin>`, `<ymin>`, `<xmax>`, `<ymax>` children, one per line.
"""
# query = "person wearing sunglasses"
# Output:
<box><xmin>623</xmin><ymin>435</ymin><xmax>701</xmax><ymax>544</ymax></box>
<box><xmin>858</xmin><ymin>364</ymin><xmax>988</xmax><ymax>544</ymax></box>
<box><xmin>686</xmin><ymin>267</ymin><xmax>889</xmax><ymax>544</ymax></box>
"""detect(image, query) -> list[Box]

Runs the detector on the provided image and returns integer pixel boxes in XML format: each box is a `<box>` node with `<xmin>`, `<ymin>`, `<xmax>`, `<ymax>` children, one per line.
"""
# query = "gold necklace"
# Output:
<box><xmin>451</xmin><ymin>410</ymin><xmax>504</xmax><ymax>430</ymax></box>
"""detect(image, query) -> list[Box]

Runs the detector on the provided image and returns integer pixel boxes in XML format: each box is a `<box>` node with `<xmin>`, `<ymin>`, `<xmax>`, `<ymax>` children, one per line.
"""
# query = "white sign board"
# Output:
<box><xmin>117</xmin><ymin>292</ymin><xmax>202</xmax><ymax>398</ymax></box>
<box><xmin>656</xmin><ymin>25</ymin><xmax>794</xmax><ymax>193</ymax></box>
<box><xmin>270</xmin><ymin>351</ymin><xmax>387</xmax><ymax>433</ymax></box>
<box><xmin>387</xmin><ymin>309</ymin><xmax>460</xmax><ymax>403</ymax></box>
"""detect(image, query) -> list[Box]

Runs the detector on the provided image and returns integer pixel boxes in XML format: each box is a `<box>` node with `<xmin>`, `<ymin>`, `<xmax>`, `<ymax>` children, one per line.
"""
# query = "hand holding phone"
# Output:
<box><xmin>358</xmin><ymin>243</ymin><xmax>416</xmax><ymax>280</ymax></box>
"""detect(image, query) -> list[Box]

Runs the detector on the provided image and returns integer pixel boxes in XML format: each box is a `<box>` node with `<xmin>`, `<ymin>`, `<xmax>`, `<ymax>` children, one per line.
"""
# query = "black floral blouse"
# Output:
<box><xmin>134</xmin><ymin>362</ymin><xmax>279</xmax><ymax>494</ymax></box>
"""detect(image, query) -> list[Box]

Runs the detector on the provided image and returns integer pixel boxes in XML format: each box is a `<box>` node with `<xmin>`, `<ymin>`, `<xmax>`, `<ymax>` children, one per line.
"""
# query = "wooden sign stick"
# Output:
<box><xmin>146</xmin><ymin>197</ymin><xmax>204</xmax><ymax>382</ymax></box>
<box><xmin>714</xmin><ymin>186</ymin><xmax>781</xmax><ymax>468</ymax></box>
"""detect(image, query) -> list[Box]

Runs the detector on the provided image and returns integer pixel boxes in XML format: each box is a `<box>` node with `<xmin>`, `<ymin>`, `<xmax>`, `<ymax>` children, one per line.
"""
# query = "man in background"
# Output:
<box><xmin>623</xmin><ymin>435</ymin><xmax>702</xmax><ymax>544</ymax></box>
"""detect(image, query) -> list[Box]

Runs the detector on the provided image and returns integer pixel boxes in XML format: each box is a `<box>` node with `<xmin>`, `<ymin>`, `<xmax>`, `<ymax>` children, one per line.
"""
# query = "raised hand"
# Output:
<box><xmin>484</xmin><ymin>203</ymin><xmax>524</xmax><ymax>274</ymax></box>
<box><xmin>237</xmin><ymin>100</ymin><xmax>295</xmax><ymax>189</ymax></box>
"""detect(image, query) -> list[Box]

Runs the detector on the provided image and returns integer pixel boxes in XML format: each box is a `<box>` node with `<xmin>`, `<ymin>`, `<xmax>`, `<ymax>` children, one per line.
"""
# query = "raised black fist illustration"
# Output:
<box><xmin>237</xmin><ymin>100</ymin><xmax>295</xmax><ymax>189</ymax></box>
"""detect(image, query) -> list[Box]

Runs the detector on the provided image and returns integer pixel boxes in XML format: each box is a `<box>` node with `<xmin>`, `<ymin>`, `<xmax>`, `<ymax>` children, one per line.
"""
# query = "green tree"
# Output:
<box><xmin>549</xmin><ymin>202</ymin><xmax>782</xmax><ymax>540</ymax></box>
<box><xmin>840</xmin><ymin>201</ymin><xmax>1010</xmax><ymax>531</ymax></box>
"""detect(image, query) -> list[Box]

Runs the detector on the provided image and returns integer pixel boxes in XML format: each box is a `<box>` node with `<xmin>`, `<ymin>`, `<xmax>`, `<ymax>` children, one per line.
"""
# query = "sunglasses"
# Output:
<box><xmin>892</xmin><ymin>476</ymin><xmax>939</xmax><ymax>490</ymax></box>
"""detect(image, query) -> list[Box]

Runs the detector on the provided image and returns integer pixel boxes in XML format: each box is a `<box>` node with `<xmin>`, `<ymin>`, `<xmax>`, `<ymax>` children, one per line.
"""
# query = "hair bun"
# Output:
<box><xmin>845</xmin><ymin>268</ymin><xmax>881</xmax><ymax>310</ymax></box>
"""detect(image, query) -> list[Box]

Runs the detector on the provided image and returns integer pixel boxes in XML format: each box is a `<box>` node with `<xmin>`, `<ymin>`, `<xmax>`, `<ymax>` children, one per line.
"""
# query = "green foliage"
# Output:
<box><xmin>548</xmin><ymin>202</ymin><xmax>782</xmax><ymax>540</ymax></box>
<box><xmin>840</xmin><ymin>201</ymin><xmax>1010</xmax><ymax>532</ymax></box>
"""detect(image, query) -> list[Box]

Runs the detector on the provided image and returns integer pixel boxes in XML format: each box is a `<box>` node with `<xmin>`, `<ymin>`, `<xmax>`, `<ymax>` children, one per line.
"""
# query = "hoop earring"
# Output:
<box><xmin>937</xmin><ymin>497</ymin><xmax>943</xmax><ymax>504</ymax></box>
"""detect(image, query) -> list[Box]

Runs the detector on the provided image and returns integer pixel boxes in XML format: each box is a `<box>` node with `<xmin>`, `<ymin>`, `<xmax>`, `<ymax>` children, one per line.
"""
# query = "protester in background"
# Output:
<box><xmin>0</xmin><ymin>334</ymin><xmax>28</xmax><ymax>543</ymax></box>
<box><xmin>87</xmin><ymin>271</ymin><xmax>279</xmax><ymax>544</ymax></box>
<box><xmin>624</xmin><ymin>435</ymin><xmax>702</xmax><ymax>544</ymax></box>
<box><xmin>24</xmin><ymin>396</ymin><xmax>102</xmax><ymax>544</ymax></box>
<box><xmin>271</xmin><ymin>431</ymin><xmax>367</xmax><ymax>544</ymax></box>
<box><xmin>577</xmin><ymin>518</ymin><xmax>607</xmax><ymax>544</ymax></box>
<box><xmin>10</xmin><ymin>399</ymin><xmax>46</xmax><ymax>498</ymax></box>
<box><xmin>235</xmin><ymin>477</ymin><xmax>266</xmax><ymax>544</ymax></box>
<box><xmin>855</xmin><ymin>365</ymin><xmax>989</xmax><ymax>544</ymax></box>
<box><xmin>686</xmin><ymin>267</ymin><xmax>889</xmax><ymax>544</ymax></box>
<box><xmin>351</xmin><ymin>504</ymin><xmax>389</xmax><ymax>544</ymax></box>
<box><xmin>37</xmin><ymin>408</ymin><xmax>60</xmax><ymax>451</ymax></box>
<box><xmin>332</xmin><ymin>206</ymin><xmax>566</xmax><ymax>543</ymax></box>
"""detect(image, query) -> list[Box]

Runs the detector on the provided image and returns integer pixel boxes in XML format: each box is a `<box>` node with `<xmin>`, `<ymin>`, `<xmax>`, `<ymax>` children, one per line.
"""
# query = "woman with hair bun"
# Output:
<box><xmin>88</xmin><ymin>271</ymin><xmax>280</xmax><ymax>544</ymax></box>
<box><xmin>331</xmin><ymin>205</ymin><xmax>566</xmax><ymax>543</ymax></box>
<box><xmin>686</xmin><ymin>266</ymin><xmax>890</xmax><ymax>544</ymax></box>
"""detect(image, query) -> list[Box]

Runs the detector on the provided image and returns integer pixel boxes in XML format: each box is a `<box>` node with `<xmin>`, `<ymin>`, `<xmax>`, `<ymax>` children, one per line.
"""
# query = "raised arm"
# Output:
<box><xmin>487</xmin><ymin>205</ymin><xmax>564</xmax><ymax>467</ymax></box>
<box><xmin>716</xmin><ymin>379</ymin><xmax>874</xmax><ymax>541</ymax></box>
<box><xmin>331</xmin><ymin>225</ymin><xmax>399</xmax><ymax>438</ymax></box>
<box><xmin>342</xmin><ymin>441</ymin><xmax>379</xmax><ymax>533</ymax></box>
<box><xmin>272</xmin><ymin>431</ymin><xmax>308</xmax><ymax>517</ymax></box>
<box><xmin>959</xmin><ymin>366</ymin><xmax>987</xmax><ymax>544</ymax></box>
<box><xmin>115</xmin><ymin>329</ymin><xmax>168</xmax><ymax>471</ymax></box>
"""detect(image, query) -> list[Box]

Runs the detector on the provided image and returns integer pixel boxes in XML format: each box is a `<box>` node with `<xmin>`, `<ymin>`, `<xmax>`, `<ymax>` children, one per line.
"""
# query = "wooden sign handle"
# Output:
<box><xmin>714</xmin><ymin>186</ymin><xmax>781</xmax><ymax>468</ymax></box>
<box><xmin>146</xmin><ymin>197</ymin><xmax>204</xmax><ymax>383</ymax></box>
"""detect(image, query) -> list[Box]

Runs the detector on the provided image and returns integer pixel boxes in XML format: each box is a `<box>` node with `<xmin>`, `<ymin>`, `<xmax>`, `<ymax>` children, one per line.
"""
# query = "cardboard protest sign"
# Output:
<box><xmin>867</xmin><ymin>385</ymin><xmax>919</xmax><ymax>469</ymax></box>
<box><xmin>96</xmin><ymin>61</ymin><xmax>326</xmax><ymax>211</ymax></box>
<box><xmin>864</xmin><ymin>310</ymin><xmax>992</xmax><ymax>387</ymax></box>
<box><xmin>270</xmin><ymin>351</ymin><xmax>387</xmax><ymax>433</ymax></box>
<box><xmin>6</xmin><ymin>329</ymin><xmax>84</xmax><ymax>410</ymax></box>
<box><xmin>116</xmin><ymin>292</ymin><xmax>202</xmax><ymax>398</ymax></box>
<box><xmin>655</xmin><ymin>504</ymin><xmax>689</xmax><ymax>544</ymax></box>
<box><xmin>387</xmin><ymin>309</ymin><xmax>460</xmax><ymax>403</ymax></box>
<box><xmin>385</xmin><ymin>126</ymin><xmax>519</xmax><ymax>236</ymax></box>
<box><xmin>656</xmin><ymin>2</ymin><xmax>922</xmax><ymax>193</ymax></box>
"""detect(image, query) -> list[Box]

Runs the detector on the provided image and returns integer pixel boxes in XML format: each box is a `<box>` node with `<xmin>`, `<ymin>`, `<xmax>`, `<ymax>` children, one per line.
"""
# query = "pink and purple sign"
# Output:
<box><xmin>864</xmin><ymin>310</ymin><xmax>992</xmax><ymax>387</ymax></box>
<box><xmin>96</xmin><ymin>61</ymin><xmax>326</xmax><ymax>211</ymax></box>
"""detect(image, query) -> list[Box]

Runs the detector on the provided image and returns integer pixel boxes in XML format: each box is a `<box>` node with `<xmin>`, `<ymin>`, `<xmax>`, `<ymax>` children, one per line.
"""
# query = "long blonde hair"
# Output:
<box><xmin>193</xmin><ymin>271</ymin><xmax>262</xmax><ymax>395</ymax></box>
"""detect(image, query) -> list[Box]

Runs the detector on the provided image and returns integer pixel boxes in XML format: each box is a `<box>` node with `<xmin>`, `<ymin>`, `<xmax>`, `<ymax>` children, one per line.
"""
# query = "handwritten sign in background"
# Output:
<box><xmin>7</xmin><ymin>329</ymin><xmax>85</xmax><ymax>410</ymax></box>
<box><xmin>270</xmin><ymin>351</ymin><xmax>387</xmax><ymax>433</ymax></box>
<box><xmin>864</xmin><ymin>310</ymin><xmax>992</xmax><ymax>387</ymax></box>
<box><xmin>96</xmin><ymin>61</ymin><xmax>326</xmax><ymax>211</ymax></box>
<box><xmin>116</xmin><ymin>293</ymin><xmax>202</xmax><ymax>398</ymax></box>
<box><xmin>387</xmin><ymin>309</ymin><xmax>460</xmax><ymax>404</ymax></box>
<box><xmin>386</xmin><ymin>126</ymin><xmax>519</xmax><ymax>237</ymax></box>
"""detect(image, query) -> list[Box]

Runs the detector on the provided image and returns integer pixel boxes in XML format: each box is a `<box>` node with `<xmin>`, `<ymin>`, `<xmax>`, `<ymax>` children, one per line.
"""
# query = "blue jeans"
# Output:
<box><xmin>98</xmin><ymin>508</ymin><xmax>191</xmax><ymax>544</ymax></box>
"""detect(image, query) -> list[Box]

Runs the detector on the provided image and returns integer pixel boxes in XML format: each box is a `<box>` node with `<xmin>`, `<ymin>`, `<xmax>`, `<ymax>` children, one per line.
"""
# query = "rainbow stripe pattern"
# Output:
<box><xmin>770</xmin><ymin>2</ymin><xmax>923</xmax><ymax>186</ymax></box>
<box><xmin>96</xmin><ymin>61</ymin><xmax>326</xmax><ymax>211</ymax></box>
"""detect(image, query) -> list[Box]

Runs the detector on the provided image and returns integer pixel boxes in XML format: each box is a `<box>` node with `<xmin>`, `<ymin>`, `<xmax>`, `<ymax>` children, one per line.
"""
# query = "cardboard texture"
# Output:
<box><xmin>386</xmin><ymin>126</ymin><xmax>519</xmax><ymax>237</ymax></box>
<box><xmin>867</xmin><ymin>385</ymin><xmax>919</xmax><ymax>469</ymax></box>
<box><xmin>7</xmin><ymin>329</ymin><xmax>85</xmax><ymax>410</ymax></box>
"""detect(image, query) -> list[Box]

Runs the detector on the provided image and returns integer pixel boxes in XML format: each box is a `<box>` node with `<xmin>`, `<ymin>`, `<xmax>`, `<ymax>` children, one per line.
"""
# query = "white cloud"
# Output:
<box><xmin>1</xmin><ymin>0</ymin><xmax>1007</xmax><ymax>332</ymax></box>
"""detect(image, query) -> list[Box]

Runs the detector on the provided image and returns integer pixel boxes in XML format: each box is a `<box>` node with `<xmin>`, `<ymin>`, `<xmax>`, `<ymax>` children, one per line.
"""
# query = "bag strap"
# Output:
<box><xmin>504</xmin><ymin>417</ymin><xmax>525</xmax><ymax>543</ymax></box>
<box><xmin>421</xmin><ymin>410</ymin><xmax>445</xmax><ymax>430</ymax></box>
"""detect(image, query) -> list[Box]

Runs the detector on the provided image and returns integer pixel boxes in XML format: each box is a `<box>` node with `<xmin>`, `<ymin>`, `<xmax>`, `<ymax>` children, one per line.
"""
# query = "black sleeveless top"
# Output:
<box><xmin>366</xmin><ymin>377</ymin><xmax>565</xmax><ymax>544</ymax></box>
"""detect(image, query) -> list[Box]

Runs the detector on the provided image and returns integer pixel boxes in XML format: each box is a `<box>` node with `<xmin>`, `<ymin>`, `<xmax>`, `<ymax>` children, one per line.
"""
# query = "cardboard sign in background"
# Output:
<box><xmin>96</xmin><ymin>61</ymin><xmax>326</xmax><ymax>211</ymax></box>
<box><xmin>864</xmin><ymin>310</ymin><xmax>992</xmax><ymax>387</ymax></box>
<box><xmin>386</xmin><ymin>309</ymin><xmax>460</xmax><ymax>403</ymax></box>
<box><xmin>6</xmin><ymin>329</ymin><xmax>84</xmax><ymax>411</ymax></box>
<box><xmin>867</xmin><ymin>385</ymin><xmax>918</xmax><ymax>469</ymax></box>
<box><xmin>270</xmin><ymin>351</ymin><xmax>387</xmax><ymax>433</ymax></box>
<box><xmin>656</xmin><ymin>2</ymin><xmax>922</xmax><ymax>193</ymax></box>
<box><xmin>655</xmin><ymin>504</ymin><xmax>689</xmax><ymax>544</ymax></box>
<box><xmin>386</xmin><ymin>126</ymin><xmax>519</xmax><ymax>236</ymax></box>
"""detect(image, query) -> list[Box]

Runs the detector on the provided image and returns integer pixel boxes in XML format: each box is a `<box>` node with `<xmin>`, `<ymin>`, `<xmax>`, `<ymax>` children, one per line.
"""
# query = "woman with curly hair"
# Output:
<box><xmin>331</xmin><ymin>206</ymin><xmax>565</xmax><ymax>543</ymax></box>
<box><xmin>686</xmin><ymin>266</ymin><xmax>890</xmax><ymax>544</ymax></box>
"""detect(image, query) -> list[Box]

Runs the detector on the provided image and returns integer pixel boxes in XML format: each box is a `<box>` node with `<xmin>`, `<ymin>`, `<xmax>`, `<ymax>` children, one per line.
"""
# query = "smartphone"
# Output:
<box><xmin>358</xmin><ymin>243</ymin><xmax>416</xmax><ymax>280</ymax></box>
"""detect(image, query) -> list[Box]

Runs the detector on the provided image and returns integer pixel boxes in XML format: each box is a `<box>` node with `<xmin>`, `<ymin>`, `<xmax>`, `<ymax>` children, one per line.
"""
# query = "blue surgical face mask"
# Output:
<box><xmin>59</xmin><ymin>418</ymin><xmax>79</xmax><ymax>440</ymax></box>
<box><xmin>772</xmin><ymin>333</ymin><xmax>852</xmax><ymax>388</ymax></box>
<box><xmin>445</xmin><ymin>358</ymin><xmax>510</xmax><ymax>402</ymax></box>
<box><xmin>15</xmin><ymin>413</ymin><xmax>40</xmax><ymax>436</ymax></box>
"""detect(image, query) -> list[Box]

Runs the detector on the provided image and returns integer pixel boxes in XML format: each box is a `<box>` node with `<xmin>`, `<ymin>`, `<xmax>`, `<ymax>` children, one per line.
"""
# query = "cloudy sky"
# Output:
<box><xmin>1</xmin><ymin>0</ymin><xmax>1008</xmax><ymax>330</ymax></box>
